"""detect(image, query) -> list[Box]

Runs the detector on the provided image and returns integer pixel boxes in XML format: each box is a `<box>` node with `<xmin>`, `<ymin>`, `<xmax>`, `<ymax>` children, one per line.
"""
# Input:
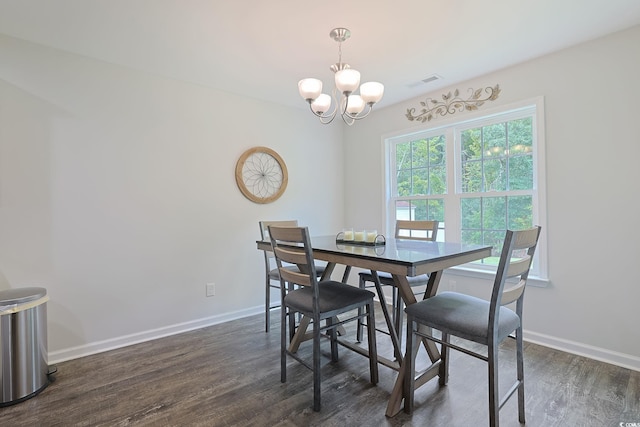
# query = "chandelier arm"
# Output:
<box><xmin>307</xmin><ymin>91</ymin><xmax>340</xmax><ymax>124</ymax></box>
<box><xmin>341</xmin><ymin>113</ymin><xmax>355</xmax><ymax>126</ymax></box>
<box><xmin>319</xmin><ymin>111</ymin><xmax>337</xmax><ymax>124</ymax></box>
<box><xmin>346</xmin><ymin>103</ymin><xmax>375</xmax><ymax>121</ymax></box>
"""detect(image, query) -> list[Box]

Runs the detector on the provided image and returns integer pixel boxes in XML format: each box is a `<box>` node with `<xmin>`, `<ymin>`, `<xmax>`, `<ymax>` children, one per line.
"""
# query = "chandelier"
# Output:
<box><xmin>298</xmin><ymin>28</ymin><xmax>384</xmax><ymax>125</ymax></box>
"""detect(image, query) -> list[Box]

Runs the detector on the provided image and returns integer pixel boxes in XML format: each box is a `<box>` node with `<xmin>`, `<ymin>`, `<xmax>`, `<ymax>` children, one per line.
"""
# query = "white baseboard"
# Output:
<box><xmin>524</xmin><ymin>330</ymin><xmax>640</xmax><ymax>372</ymax></box>
<box><xmin>48</xmin><ymin>306</ymin><xmax>263</xmax><ymax>364</ymax></box>
<box><xmin>49</xmin><ymin>307</ymin><xmax>640</xmax><ymax>373</ymax></box>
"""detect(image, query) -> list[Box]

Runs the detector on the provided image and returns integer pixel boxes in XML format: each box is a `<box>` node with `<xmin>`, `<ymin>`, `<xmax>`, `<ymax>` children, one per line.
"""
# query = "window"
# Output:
<box><xmin>386</xmin><ymin>98</ymin><xmax>547</xmax><ymax>280</ymax></box>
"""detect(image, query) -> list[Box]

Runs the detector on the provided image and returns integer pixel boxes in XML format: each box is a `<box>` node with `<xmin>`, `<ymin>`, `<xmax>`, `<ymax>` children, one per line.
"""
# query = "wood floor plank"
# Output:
<box><xmin>0</xmin><ymin>311</ymin><xmax>638</xmax><ymax>426</ymax></box>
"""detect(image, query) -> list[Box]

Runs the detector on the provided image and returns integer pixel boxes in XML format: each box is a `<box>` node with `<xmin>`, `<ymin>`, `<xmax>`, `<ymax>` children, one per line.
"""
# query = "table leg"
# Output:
<box><xmin>386</xmin><ymin>270</ymin><xmax>444</xmax><ymax>417</ymax></box>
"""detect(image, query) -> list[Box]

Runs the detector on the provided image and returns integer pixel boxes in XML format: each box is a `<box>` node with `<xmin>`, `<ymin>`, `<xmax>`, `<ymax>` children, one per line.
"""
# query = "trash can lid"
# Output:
<box><xmin>0</xmin><ymin>287</ymin><xmax>47</xmax><ymax>305</ymax></box>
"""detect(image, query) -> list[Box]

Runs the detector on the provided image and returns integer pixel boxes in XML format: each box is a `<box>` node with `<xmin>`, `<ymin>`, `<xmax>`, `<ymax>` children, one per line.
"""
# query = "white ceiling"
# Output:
<box><xmin>1</xmin><ymin>0</ymin><xmax>640</xmax><ymax>109</ymax></box>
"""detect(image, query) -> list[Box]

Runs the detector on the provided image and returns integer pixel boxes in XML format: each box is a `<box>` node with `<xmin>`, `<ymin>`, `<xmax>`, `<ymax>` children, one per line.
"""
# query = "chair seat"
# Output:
<box><xmin>285</xmin><ymin>281</ymin><xmax>375</xmax><ymax>316</ymax></box>
<box><xmin>358</xmin><ymin>271</ymin><xmax>429</xmax><ymax>287</ymax></box>
<box><xmin>269</xmin><ymin>264</ymin><xmax>326</xmax><ymax>280</ymax></box>
<box><xmin>404</xmin><ymin>291</ymin><xmax>520</xmax><ymax>344</ymax></box>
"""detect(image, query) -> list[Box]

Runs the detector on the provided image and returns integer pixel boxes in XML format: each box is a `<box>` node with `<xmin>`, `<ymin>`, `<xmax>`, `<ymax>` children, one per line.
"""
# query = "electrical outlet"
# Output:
<box><xmin>206</xmin><ymin>283</ymin><xmax>216</xmax><ymax>297</ymax></box>
<box><xmin>449</xmin><ymin>280</ymin><xmax>457</xmax><ymax>291</ymax></box>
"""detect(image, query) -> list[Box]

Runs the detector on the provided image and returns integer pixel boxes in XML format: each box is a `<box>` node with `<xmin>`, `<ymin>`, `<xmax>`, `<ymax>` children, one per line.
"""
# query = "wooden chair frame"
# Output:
<box><xmin>259</xmin><ymin>220</ymin><xmax>298</xmax><ymax>332</ymax></box>
<box><xmin>269</xmin><ymin>225</ymin><xmax>379</xmax><ymax>412</ymax></box>
<box><xmin>404</xmin><ymin>226</ymin><xmax>541</xmax><ymax>426</ymax></box>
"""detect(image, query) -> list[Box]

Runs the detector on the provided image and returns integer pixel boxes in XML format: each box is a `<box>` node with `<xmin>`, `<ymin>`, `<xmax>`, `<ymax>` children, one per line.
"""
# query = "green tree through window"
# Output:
<box><xmin>388</xmin><ymin>102</ymin><xmax>545</xmax><ymax>276</ymax></box>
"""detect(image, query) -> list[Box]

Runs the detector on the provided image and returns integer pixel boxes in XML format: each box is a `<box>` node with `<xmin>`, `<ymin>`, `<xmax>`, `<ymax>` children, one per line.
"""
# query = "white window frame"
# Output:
<box><xmin>384</xmin><ymin>97</ymin><xmax>548</xmax><ymax>284</ymax></box>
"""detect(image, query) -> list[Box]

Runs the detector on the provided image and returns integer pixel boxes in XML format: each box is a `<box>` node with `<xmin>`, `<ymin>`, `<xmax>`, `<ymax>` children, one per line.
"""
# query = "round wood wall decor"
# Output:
<box><xmin>235</xmin><ymin>146</ymin><xmax>288</xmax><ymax>204</ymax></box>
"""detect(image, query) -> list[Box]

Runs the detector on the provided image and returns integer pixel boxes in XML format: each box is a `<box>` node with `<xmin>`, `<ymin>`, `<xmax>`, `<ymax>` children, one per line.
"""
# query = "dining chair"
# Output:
<box><xmin>268</xmin><ymin>225</ymin><xmax>378</xmax><ymax>412</ymax></box>
<box><xmin>259</xmin><ymin>220</ymin><xmax>325</xmax><ymax>332</ymax></box>
<box><xmin>356</xmin><ymin>220</ymin><xmax>439</xmax><ymax>343</ymax></box>
<box><xmin>403</xmin><ymin>226</ymin><xmax>541</xmax><ymax>427</ymax></box>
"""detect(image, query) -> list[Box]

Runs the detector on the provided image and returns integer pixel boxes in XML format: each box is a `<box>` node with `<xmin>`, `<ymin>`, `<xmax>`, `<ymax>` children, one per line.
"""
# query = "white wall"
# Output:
<box><xmin>343</xmin><ymin>25</ymin><xmax>640</xmax><ymax>370</ymax></box>
<box><xmin>0</xmin><ymin>34</ymin><xmax>344</xmax><ymax>362</ymax></box>
<box><xmin>2</xmin><ymin>25</ymin><xmax>639</xmax><ymax>371</ymax></box>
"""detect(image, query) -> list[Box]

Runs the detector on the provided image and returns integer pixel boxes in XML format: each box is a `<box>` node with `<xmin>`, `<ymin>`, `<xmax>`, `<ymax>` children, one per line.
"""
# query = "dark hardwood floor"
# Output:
<box><xmin>1</xmin><ymin>309</ymin><xmax>638</xmax><ymax>426</ymax></box>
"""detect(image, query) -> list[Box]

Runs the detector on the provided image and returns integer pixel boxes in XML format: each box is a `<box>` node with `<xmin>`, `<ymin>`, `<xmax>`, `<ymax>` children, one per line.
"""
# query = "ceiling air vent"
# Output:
<box><xmin>407</xmin><ymin>74</ymin><xmax>442</xmax><ymax>88</ymax></box>
<box><xmin>421</xmin><ymin>74</ymin><xmax>441</xmax><ymax>84</ymax></box>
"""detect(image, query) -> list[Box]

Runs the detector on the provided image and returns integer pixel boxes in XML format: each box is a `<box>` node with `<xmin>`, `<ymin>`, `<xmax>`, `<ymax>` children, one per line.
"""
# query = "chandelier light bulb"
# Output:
<box><xmin>311</xmin><ymin>94</ymin><xmax>332</xmax><ymax>114</ymax></box>
<box><xmin>345</xmin><ymin>95</ymin><xmax>365</xmax><ymax>115</ymax></box>
<box><xmin>335</xmin><ymin>69</ymin><xmax>361</xmax><ymax>94</ymax></box>
<box><xmin>360</xmin><ymin>81</ymin><xmax>385</xmax><ymax>104</ymax></box>
<box><xmin>298</xmin><ymin>78</ymin><xmax>323</xmax><ymax>101</ymax></box>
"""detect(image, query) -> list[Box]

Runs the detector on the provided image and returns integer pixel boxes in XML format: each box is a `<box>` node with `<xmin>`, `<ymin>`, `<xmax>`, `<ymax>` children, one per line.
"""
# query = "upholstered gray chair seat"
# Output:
<box><xmin>285</xmin><ymin>281</ymin><xmax>375</xmax><ymax>315</ymax></box>
<box><xmin>404</xmin><ymin>291</ymin><xmax>520</xmax><ymax>344</ymax></box>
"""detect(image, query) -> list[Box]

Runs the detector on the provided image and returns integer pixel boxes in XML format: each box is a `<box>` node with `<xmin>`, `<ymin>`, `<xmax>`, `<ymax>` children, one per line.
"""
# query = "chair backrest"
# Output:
<box><xmin>259</xmin><ymin>220</ymin><xmax>298</xmax><ymax>270</ymax></box>
<box><xmin>489</xmin><ymin>226</ymin><xmax>542</xmax><ymax>333</ymax></box>
<box><xmin>268</xmin><ymin>226</ymin><xmax>320</xmax><ymax>311</ymax></box>
<box><xmin>259</xmin><ymin>220</ymin><xmax>299</xmax><ymax>241</ymax></box>
<box><xmin>395</xmin><ymin>220</ymin><xmax>439</xmax><ymax>241</ymax></box>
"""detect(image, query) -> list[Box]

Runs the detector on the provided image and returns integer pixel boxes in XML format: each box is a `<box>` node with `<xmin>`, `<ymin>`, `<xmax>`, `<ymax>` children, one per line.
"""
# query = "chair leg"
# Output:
<box><xmin>439</xmin><ymin>332</ymin><xmax>449</xmax><ymax>385</ymax></box>
<box><xmin>280</xmin><ymin>304</ymin><xmax>287</xmax><ymax>384</ymax></box>
<box><xmin>265</xmin><ymin>277</ymin><xmax>271</xmax><ymax>333</ymax></box>
<box><xmin>328</xmin><ymin>317</ymin><xmax>339</xmax><ymax>363</ymax></box>
<box><xmin>287</xmin><ymin>282</ymin><xmax>296</xmax><ymax>340</ymax></box>
<box><xmin>313</xmin><ymin>315</ymin><xmax>322</xmax><ymax>412</ymax></box>
<box><xmin>403</xmin><ymin>315</ymin><xmax>417</xmax><ymax>414</ymax></box>
<box><xmin>356</xmin><ymin>275</ymin><xmax>366</xmax><ymax>342</ymax></box>
<box><xmin>516</xmin><ymin>327</ymin><xmax>526</xmax><ymax>424</ymax></box>
<box><xmin>488</xmin><ymin>343</ymin><xmax>500</xmax><ymax>427</ymax></box>
<box><xmin>366</xmin><ymin>301</ymin><xmax>379</xmax><ymax>385</ymax></box>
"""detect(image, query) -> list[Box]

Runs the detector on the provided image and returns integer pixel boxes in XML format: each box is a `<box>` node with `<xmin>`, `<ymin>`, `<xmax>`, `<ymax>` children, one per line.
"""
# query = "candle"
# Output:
<box><xmin>343</xmin><ymin>229</ymin><xmax>354</xmax><ymax>241</ymax></box>
<box><xmin>365</xmin><ymin>230</ymin><xmax>377</xmax><ymax>243</ymax></box>
<box><xmin>354</xmin><ymin>231</ymin><xmax>365</xmax><ymax>242</ymax></box>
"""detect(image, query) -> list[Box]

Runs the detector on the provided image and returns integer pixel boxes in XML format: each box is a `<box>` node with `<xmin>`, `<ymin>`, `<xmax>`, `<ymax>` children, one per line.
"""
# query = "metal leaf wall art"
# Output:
<box><xmin>405</xmin><ymin>84</ymin><xmax>501</xmax><ymax>123</ymax></box>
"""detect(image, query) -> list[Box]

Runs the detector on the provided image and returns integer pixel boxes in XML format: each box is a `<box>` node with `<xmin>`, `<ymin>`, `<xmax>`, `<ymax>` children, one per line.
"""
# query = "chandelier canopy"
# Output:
<box><xmin>298</xmin><ymin>28</ymin><xmax>384</xmax><ymax>125</ymax></box>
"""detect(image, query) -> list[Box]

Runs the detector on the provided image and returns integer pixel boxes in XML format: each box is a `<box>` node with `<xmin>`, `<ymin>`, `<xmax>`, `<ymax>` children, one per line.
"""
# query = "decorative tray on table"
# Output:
<box><xmin>335</xmin><ymin>231</ymin><xmax>386</xmax><ymax>246</ymax></box>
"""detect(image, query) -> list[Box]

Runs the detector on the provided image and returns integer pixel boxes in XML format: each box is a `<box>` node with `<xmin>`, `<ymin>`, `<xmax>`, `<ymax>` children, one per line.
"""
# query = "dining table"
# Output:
<box><xmin>256</xmin><ymin>234</ymin><xmax>492</xmax><ymax>416</ymax></box>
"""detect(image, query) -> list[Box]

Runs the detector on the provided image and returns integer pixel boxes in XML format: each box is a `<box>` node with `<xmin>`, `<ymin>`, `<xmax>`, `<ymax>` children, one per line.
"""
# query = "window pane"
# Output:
<box><xmin>411</xmin><ymin>140</ymin><xmax>427</xmax><ymax>169</ymax></box>
<box><xmin>396</xmin><ymin>169</ymin><xmax>411</xmax><ymax>197</ymax></box>
<box><xmin>461</xmin><ymin>128</ymin><xmax>481</xmax><ymax>161</ymax></box>
<box><xmin>484</xmin><ymin>123</ymin><xmax>507</xmax><ymax>155</ymax></box>
<box><xmin>461</xmin><ymin>229</ymin><xmax>482</xmax><ymax>245</ymax></box>
<box><xmin>461</xmin><ymin>160</ymin><xmax>482</xmax><ymax>192</ymax></box>
<box><xmin>483</xmin><ymin>230</ymin><xmax>506</xmax><ymax>258</ymax></box>
<box><xmin>427</xmin><ymin>199</ymin><xmax>445</xmax><ymax>221</ymax></box>
<box><xmin>428</xmin><ymin>135</ymin><xmax>446</xmax><ymax>166</ymax></box>
<box><xmin>412</xmin><ymin>168</ymin><xmax>428</xmax><ymax>195</ymax></box>
<box><xmin>461</xmin><ymin>198</ymin><xmax>481</xmax><ymax>229</ymax></box>
<box><xmin>507</xmin><ymin>196</ymin><xmax>533</xmax><ymax>229</ymax></box>
<box><xmin>430</xmin><ymin>165</ymin><xmax>447</xmax><ymax>194</ymax></box>
<box><xmin>508</xmin><ymin>155</ymin><xmax>533</xmax><ymax>190</ymax></box>
<box><xmin>482</xmin><ymin>197</ymin><xmax>507</xmax><ymax>230</ymax></box>
<box><xmin>396</xmin><ymin>142</ymin><xmax>411</xmax><ymax>171</ymax></box>
<box><xmin>395</xmin><ymin>134</ymin><xmax>447</xmax><ymax>197</ymax></box>
<box><xmin>411</xmin><ymin>199</ymin><xmax>427</xmax><ymax>220</ymax></box>
<box><xmin>395</xmin><ymin>200</ymin><xmax>411</xmax><ymax>220</ymax></box>
<box><xmin>483</xmin><ymin>158</ymin><xmax>506</xmax><ymax>191</ymax></box>
<box><xmin>508</xmin><ymin>117</ymin><xmax>533</xmax><ymax>150</ymax></box>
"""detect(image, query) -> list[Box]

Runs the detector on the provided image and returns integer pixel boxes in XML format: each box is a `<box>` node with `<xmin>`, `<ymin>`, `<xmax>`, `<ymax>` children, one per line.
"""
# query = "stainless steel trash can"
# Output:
<box><xmin>0</xmin><ymin>287</ymin><xmax>50</xmax><ymax>406</ymax></box>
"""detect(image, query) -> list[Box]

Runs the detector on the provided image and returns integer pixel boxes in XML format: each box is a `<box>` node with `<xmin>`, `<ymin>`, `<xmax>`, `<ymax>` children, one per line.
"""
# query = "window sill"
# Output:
<box><xmin>446</xmin><ymin>265</ymin><xmax>550</xmax><ymax>288</ymax></box>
